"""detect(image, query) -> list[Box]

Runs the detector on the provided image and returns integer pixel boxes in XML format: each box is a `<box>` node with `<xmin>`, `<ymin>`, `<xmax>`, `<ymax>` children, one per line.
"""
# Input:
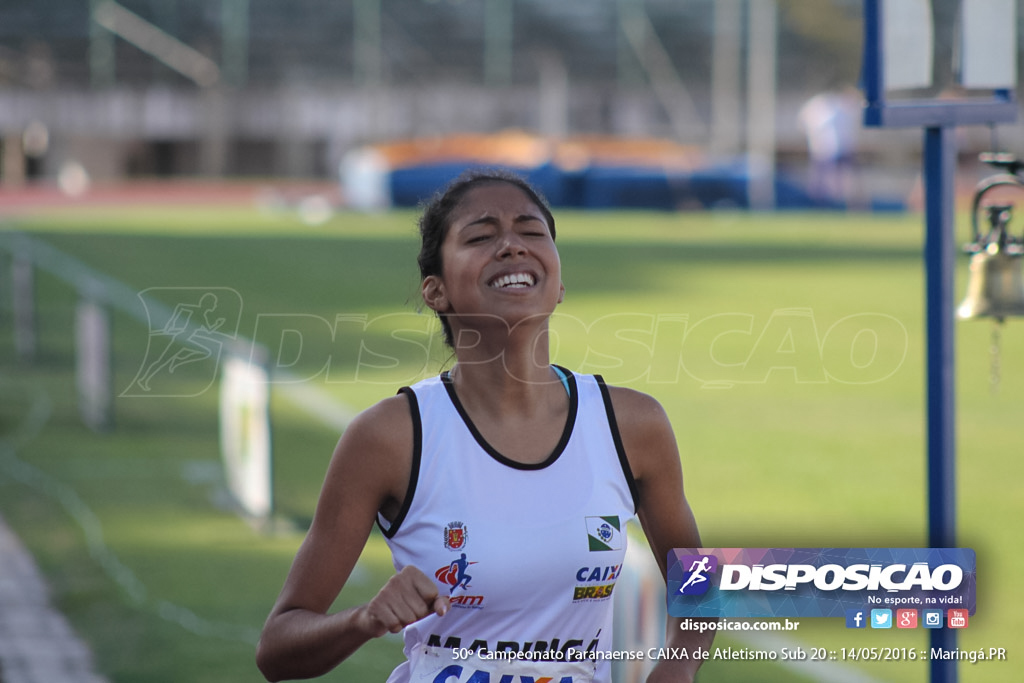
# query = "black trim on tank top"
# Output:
<box><xmin>440</xmin><ymin>365</ymin><xmax>579</xmax><ymax>471</ymax></box>
<box><xmin>376</xmin><ymin>387</ymin><xmax>422</xmax><ymax>538</ymax></box>
<box><xmin>595</xmin><ymin>375</ymin><xmax>640</xmax><ymax>514</ymax></box>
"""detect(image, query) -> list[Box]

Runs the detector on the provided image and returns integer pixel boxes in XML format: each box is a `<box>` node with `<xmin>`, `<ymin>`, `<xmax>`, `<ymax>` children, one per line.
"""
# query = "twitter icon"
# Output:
<box><xmin>871</xmin><ymin>609</ymin><xmax>892</xmax><ymax>629</ymax></box>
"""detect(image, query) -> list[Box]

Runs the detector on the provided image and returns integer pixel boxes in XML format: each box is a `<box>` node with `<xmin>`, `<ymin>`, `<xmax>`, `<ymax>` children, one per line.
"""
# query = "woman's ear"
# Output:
<box><xmin>422</xmin><ymin>275</ymin><xmax>449</xmax><ymax>313</ymax></box>
<box><xmin>557</xmin><ymin>281</ymin><xmax>565</xmax><ymax>304</ymax></box>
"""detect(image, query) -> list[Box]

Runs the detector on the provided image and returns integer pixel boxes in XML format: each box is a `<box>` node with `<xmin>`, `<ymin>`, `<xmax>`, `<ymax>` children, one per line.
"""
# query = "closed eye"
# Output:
<box><xmin>516</xmin><ymin>218</ymin><xmax>549</xmax><ymax>238</ymax></box>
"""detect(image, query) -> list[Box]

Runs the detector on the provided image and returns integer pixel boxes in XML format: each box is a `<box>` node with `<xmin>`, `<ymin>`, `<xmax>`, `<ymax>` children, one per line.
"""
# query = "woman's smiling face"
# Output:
<box><xmin>423</xmin><ymin>181</ymin><xmax>564</xmax><ymax>340</ymax></box>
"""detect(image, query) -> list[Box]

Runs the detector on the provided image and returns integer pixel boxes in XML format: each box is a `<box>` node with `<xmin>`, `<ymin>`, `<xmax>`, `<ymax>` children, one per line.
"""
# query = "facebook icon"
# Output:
<box><xmin>845</xmin><ymin>609</ymin><xmax>867</xmax><ymax>629</ymax></box>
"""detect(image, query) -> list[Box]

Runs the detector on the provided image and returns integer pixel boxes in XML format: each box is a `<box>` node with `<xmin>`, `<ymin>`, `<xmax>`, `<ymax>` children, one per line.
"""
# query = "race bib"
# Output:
<box><xmin>407</xmin><ymin>645</ymin><xmax>596</xmax><ymax>683</ymax></box>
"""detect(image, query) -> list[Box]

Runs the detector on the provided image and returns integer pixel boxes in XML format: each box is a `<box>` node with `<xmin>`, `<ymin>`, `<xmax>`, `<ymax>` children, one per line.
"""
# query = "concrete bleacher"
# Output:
<box><xmin>0</xmin><ymin>0</ymin><xmax>935</xmax><ymax>199</ymax></box>
<box><xmin>1</xmin><ymin>0</ymin><xmax>833</xmax><ymax>91</ymax></box>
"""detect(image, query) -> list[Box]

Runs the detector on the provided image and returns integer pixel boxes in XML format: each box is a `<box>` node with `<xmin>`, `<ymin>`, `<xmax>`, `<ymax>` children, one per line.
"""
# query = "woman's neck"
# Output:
<box><xmin>447</xmin><ymin>324</ymin><xmax>561</xmax><ymax>415</ymax></box>
<box><xmin>448</xmin><ymin>360</ymin><xmax>565</xmax><ymax>423</ymax></box>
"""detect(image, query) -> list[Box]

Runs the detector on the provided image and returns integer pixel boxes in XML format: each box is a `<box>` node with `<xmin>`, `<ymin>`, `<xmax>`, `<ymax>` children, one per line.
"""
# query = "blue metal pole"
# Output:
<box><xmin>922</xmin><ymin>125</ymin><xmax>958</xmax><ymax>683</ymax></box>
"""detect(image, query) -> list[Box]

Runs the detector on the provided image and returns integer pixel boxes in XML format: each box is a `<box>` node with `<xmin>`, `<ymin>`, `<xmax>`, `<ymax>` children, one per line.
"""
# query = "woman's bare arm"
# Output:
<box><xmin>607</xmin><ymin>386</ymin><xmax>714</xmax><ymax>683</ymax></box>
<box><xmin>256</xmin><ymin>394</ymin><xmax>448</xmax><ymax>681</ymax></box>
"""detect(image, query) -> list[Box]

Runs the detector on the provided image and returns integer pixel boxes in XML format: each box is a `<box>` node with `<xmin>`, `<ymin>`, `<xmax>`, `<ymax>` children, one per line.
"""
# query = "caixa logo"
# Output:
<box><xmin>677</xmin><ymin>554</ymin><xmax>718</xmax><ymax>596</ymax></box>
<box><xmin>431</xmin><ymin>667</ymin><xmax>575</xmax><ymax>683</ymax></box>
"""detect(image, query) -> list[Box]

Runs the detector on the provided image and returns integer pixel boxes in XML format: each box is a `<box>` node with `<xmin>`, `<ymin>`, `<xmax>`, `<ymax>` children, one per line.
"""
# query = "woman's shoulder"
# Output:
<box><xmin>326</xmin><ymin>392</ymin><xmax>417</xmax><ymax>518</ymax></box>
<box><xmin>341</xmin><ymin>392</ymin><xmax>416</xmax><ymax>453</ymax></box>
<box><xmin>601</xmin><ymin>383</ymin><xmax>671</xmax><ymax>429</ymax></box>
<box><xmin>600</xmin><ymin>384</ymin><xmax>678</xmax><ymax>476</ymax></box>
<box><xmin>338</xmin><ymin>372</ymin><xmax>449</xmax><ymax>455</ymax></box>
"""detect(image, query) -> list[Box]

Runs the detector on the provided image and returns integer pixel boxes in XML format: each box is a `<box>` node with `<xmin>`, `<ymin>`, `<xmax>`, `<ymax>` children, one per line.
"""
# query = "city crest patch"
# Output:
<box><xmin>443</xmin><ymin>521</ymin><xmax>467</xmax><ymax>551</ymax></box>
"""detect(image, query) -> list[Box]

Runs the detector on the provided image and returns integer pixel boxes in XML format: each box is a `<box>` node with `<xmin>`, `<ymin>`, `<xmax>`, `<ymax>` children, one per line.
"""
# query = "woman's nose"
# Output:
<box><xmin>497</xmin><ymin>233</ymin><xmax>527</xmax><ymax>258</ymax></box>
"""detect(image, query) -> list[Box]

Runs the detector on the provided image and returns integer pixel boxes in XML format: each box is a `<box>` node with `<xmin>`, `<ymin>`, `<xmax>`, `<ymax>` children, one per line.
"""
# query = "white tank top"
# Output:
<box><xmin>380</xmin><ymin>367</ymin><xmax>638</xmax><ymax>683</ymax></box>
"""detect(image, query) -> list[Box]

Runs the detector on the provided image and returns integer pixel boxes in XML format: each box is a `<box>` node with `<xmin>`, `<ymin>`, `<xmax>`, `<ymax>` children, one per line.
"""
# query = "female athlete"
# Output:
<box><xmin>256</xmin><ymin>170</ymin><xmax>712</xmax><ymax>682</ymax></box>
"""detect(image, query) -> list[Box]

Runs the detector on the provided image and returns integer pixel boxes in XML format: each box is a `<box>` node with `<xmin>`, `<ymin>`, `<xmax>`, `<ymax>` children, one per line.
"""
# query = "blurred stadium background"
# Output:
<box><xmin>1</xmin><ymin>0</ymin><xmax>1019</xmax><ymax>205</ymax></box>
<box><xmin>2</xmin><ymin>2</ymin><xmax>1024</xmax><ymax>683</ymax></box>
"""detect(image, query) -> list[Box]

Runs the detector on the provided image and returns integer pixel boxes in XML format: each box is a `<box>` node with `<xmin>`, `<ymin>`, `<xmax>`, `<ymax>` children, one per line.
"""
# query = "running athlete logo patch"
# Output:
<box><xmin>585</xmin><ymin>516</ymin><xmax>622</xmax><ymax>551</ymax></box>
<box><xmin>436</xmin><ymin>554</ymin><xmax>476</xmax><ymax>594</ymax></box>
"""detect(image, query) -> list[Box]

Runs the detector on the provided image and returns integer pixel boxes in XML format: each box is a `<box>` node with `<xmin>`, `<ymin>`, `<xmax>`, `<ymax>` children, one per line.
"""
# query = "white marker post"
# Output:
<box><xmin>75</xmin><ymin>298</ymin><xmax>114</xmax><ymax>432</ymax></box>
<box><xmin>219</xmin><ymin>350</ymin><xmax>273</xmax><ymax>522</ymax></box>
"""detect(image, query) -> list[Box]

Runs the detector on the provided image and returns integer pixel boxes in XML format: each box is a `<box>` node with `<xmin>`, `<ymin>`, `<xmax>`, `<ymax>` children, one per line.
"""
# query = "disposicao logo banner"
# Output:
<box><xmin>667</xmin><ymin>548</ymin><xmax>976</xmax><ymax>618</ymax></box>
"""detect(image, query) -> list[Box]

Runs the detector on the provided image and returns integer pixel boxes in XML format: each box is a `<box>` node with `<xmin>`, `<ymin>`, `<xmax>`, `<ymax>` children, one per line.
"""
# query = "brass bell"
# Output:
<box><xmin>958</xmin><ymin>182</ymin><xmax>1024</xmax><ymax>322</ymax></box>
<box><xmin>957</xmin><ymin>242</ymin><xmax>1024</xmax><ymax>321</ymax></box>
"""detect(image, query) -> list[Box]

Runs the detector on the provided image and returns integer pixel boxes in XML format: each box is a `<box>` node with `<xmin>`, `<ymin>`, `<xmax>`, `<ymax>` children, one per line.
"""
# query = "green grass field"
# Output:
<box><xmin>0</xmin><ymin>203</ymin><xmax>1021</xmax><ymax>683</ymax></box>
